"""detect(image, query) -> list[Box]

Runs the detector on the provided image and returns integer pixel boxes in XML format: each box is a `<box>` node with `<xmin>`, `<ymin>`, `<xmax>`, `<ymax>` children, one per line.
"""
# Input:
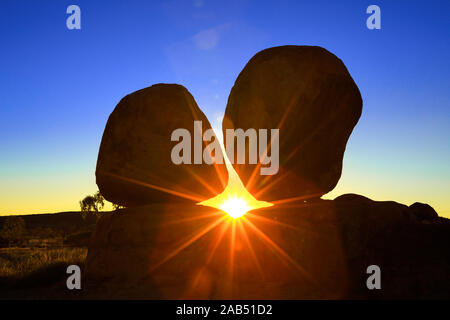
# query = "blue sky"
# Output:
<box><xmin>0</xmin><ymin>0</ymin><xmax>449</xmax><ymax>215</ymax></box>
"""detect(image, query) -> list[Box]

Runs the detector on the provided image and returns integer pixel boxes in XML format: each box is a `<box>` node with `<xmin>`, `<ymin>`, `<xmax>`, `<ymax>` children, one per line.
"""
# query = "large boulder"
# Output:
<box><xmin>85</xmin><ymin>196</ymin><xmax>450</xmax><ymax>299</ymax></box>
<box><xmin>96</xmin><ymin>84</ymin><xmax>227</xmax><ymax>207</ymax></box>
<box><xmin>223</xmin><ymin>46</ymin><xmax>362</xmax><ymax>201</ymax></box>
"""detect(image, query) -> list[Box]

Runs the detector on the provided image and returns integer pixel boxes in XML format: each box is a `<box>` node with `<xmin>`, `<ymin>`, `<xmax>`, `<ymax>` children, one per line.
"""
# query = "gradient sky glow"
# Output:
<box><xmin>0</xmin><ymin>0</ymin><xmax>449</xmax><ymax>216</ymax></box>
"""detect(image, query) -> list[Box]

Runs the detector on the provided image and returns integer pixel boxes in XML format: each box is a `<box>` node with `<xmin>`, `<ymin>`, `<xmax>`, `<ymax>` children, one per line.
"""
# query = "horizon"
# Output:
<box><xmin>0</xmin><ymin>0</ymin><xmax>449</xmax><ymax>217</ymax></box>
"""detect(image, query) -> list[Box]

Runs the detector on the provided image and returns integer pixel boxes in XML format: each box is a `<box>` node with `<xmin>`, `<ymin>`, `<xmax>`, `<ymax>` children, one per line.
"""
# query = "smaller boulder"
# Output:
<box><xmin>96</xmin><ymin>84</ymin><xmax>227</xmax><ymax>207</ymax></box>
<box><xmin>409</xmin><ymin>202</ymin><xmax>438</xmax><ymax>222</ymax></box>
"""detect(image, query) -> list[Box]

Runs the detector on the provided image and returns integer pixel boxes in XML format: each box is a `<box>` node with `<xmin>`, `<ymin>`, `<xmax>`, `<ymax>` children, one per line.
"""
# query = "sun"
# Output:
<box><xmin>219</xmin><ymin>197</ymin><xmax>251</xmax><ymax>219</ymax></box>
<box><xmin>198</xmin><ymin>159</ymin><xmax>273</xmax><ymax>219</ymax></box>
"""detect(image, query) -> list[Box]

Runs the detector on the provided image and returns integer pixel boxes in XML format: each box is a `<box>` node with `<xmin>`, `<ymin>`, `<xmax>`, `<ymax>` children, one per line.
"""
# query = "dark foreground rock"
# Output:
<box><xmin>96</xmin><ymin>84</ymin><xmax>227</xmax><ymax>207</ymax></box>
<box><xmin>223</xmin><ymin>46</ymin><xmax>362</xmax><ymax>202</ymax></box>
<box><xmin>85</xmin><ymin>195</ymin><xmax>450</xmax><ymax>299</ymax></box>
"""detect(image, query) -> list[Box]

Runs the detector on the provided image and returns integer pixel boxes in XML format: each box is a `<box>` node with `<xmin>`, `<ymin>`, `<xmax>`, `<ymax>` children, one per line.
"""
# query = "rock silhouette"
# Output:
<box><xmin>223</xmin><ymin>46</ymin><xmax>362</xmax><ymax>201</ymax></box>
<box><xmin>409</xmin><ymin>202</ymin><xmax>439</xmax><ymax>222</ymax></box>
<box><xmin>85</xmin><ymin>196</ymin><xmax>450</xmax><ymax>299</ymax></box>
<box><xmin>87</xmin><ymin>46</ymin><xmax>450</xmax><ymax>299</ymax></box>
<box><xmin>96</xmin><ymin>84</ymin><xmax>227</xmax><ymax>207</ymax></box>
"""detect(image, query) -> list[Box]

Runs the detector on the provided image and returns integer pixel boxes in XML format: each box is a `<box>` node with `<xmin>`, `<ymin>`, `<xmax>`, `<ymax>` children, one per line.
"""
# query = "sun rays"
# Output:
<box><xmin>197</xmin><ymin>165</ymin><xmax>273</xmax><ymax>219</ymax></box>
<box><xmin>106</xmin><ymin>165</ymin><xmax>316</xmax><ymax>295</ymax></box>
<box><xmin>146</xmin><ymin>209</ymin><xmax>316</xmax><ymax>299</ymax></box>
<box><xmin>102</xmin><ymin>104</ymin><xmax>317</xmax><ymax>295</ymax></box>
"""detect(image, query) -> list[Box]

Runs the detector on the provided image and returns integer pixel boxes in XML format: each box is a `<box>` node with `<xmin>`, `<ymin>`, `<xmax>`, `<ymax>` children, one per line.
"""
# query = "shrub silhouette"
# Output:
<box><xmin>0</xmin><ymin>217</ymin><xmax>26</xmax><ymax>246</ymax></box>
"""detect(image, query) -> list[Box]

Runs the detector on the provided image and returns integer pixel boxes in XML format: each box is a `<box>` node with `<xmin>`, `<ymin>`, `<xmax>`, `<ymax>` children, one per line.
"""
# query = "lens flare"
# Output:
<box><xmin>198</xmin><ymin>157</ymin><xmax>273</xmax><ymax>218</ymax></box>
<box><xmin>219</xmin><ymin>197</ymin><xmax>251</xmax><ymax>219</ymax></box>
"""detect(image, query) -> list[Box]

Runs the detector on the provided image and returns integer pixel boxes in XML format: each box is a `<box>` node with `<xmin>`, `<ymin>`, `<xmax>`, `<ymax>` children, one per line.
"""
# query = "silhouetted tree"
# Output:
<box><xmin>0</xmin><ymin>216</ymin><xmax>26</xmax><ymax>246</ymax></box>
<box><xmin>94</xmin><ymin>191</ymin><xmax>105</xmax><ymax>210</ymax></box>
<box><xmin>79</xmin><ymin>191</ymin><xmax>105</xmax><ymax>219</ymax></box>
<box><xmin>112</xmin><ymin>203</ymin><xmax>124</xmax><ymax>210</ymax></box>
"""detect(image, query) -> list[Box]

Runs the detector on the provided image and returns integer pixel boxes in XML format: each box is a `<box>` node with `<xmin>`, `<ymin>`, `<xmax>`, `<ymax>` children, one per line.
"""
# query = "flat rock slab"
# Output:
<box><xmin>85</xmin><ymin>195</ymin><xmax>450</xmax><ymax>299</ymax></box>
